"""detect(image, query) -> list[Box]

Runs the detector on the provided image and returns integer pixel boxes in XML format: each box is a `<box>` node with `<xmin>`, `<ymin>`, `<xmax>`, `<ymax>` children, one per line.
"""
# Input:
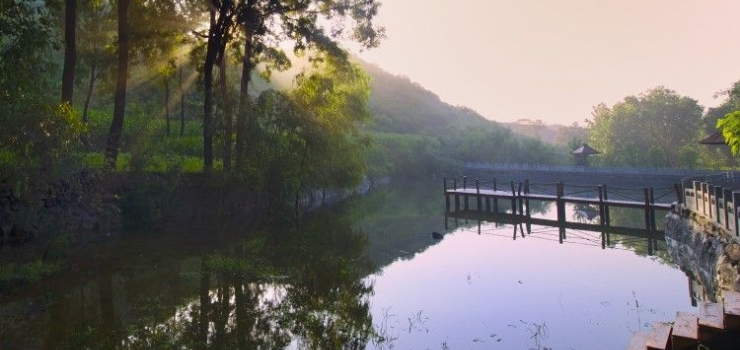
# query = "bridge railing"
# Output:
<box><xmin>683</xmin><ymin>177</ymin><xmax>740</xmax><ymax>239</ymax></box>
<box><xmin>462</xmin><ymin>162</ymin><xmax>720</xmax><ymax>177</ymax></box>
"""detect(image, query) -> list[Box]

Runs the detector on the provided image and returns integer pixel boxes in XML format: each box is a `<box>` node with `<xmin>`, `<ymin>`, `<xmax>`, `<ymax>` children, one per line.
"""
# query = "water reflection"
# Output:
<box><xmin>0</xmin><ymin>182</ymin><xmax>700</xmax><ymax>350</ymax></box>
<box><xmin>0</xmin><ymin>207</ymin><xmax>378</xmax><ymax>349</ymax></box>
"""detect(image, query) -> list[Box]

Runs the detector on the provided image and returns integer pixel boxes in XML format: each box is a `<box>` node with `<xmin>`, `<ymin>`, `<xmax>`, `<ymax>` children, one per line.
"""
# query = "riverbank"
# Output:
<box><xmin>665</xmin><ymin>205</ymin><xmax>740</xmax><ymax>302</ymax></box>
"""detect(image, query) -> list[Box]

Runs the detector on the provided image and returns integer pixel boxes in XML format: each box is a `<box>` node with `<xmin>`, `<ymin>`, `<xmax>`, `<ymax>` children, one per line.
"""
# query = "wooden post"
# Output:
<box><xmin>444</xmin><ymin>178</ymin><xmax>450</xmax><ymax>213</ymax></box>
<box><xmin>598</xmin><ymin>185</ymin><xmax>606</xmax><ymax>227</ymax></box>
<box><xmin>643</xmin><ymin>188</ymin><xmax>651</xmax><ymax>231</ymax></box>
<box><xmin>493</xmin><ymin>178</ymin><xmax>499</xmax><ymax>213</ymax></box>
<box><xmin>454</xmin><ymin>178</ymin><xmax>460</xmax><ymax>211</ymax></box>
<box><xmin>524</xmin><ymin>180</ymin><xmax>531</xmax><ymax>218</ymax></box>
<box><xmin>556</xmin><ymin>182</ymin><xmax>565</xmax><ymax>226</ymax></box>
<box><xmin>603</xmin><ymin>184</ymin><xmax>610</xmax><ymax>227</ymax></box>
<box><xmin>464</xmin><ymin>177</ymin><xmax>470</xmax><ymax>210</ymax></box>
<box><xmin>559</xmin><ymin>226</ymin><xmax>565</xmax><ymax>244</ymax></box>
<box><xmin>517</xmin><ymin>182</ymin><xmax>524</xmax><ymax>216</ymax></box>
<box><xmin>510</xmin><ymin>181</ymin><xmax>517</xmax><ymax>215</ymax></box>
<box><xmin>601</xmin><ymin>232</ymin><xmax>606</xmax><ymax>249</ymax></box>
<box><xmin>476</xmin><ymin>180</ymin><xmax>482</xmax><ymax>212</ymax></box>
<box><xmin>649</xmin><ymin>188</ymin><xmax>656</xmax><ymax>231</ymax></box>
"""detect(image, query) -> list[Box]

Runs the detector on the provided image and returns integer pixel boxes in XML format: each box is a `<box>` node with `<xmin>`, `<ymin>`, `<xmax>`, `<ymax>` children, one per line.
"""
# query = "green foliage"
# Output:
<box><xmin>717</xmin><ymin>111</ymin><xmax>740</xmax><ymax>155</ymax></box>
<box><xmin>0</xmin><ymin>260</ymin><xmax>62</xmax><ymax>291</ymax></box>
<box><xmin>0</xmin><ymin>99</ymin><xmax>86</xmax><ymax>182</ymax></box>
<box><xmin>587</xmin><ymin>87</ymin><xmax>703</xmax><ymax>168</ymax></box>
<box><xmin>244</xmin><ymin>57</ymin><xmax>373</xmax><ymax>207</ymax></box>
<box><xmin>712</xmin><ymin>81</ymin><xmax>740</xmax><ymax>162</ymax></box>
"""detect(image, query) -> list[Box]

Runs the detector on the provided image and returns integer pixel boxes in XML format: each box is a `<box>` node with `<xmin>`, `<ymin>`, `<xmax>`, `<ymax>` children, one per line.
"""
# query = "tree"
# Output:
<box><xmin>1</xmin><ymin>0</ymin><xmax>83</xmax><ymax>180</ymax></box>
<box><xmin>61</xmin><ymin>0</ymin><xmax>77</xmax><ymax>104</ymax></box>
<box><xmin>231</xmin><ymin>0</ymin><xmax>385</xmax><ymax>170</ymax></box>
<box><xmin>247</xmin><ymin>57</ymin><xmax>372</xmax><ymax>208</ymax></box>
<box><xmin>707</xmin><ymin>80</ymin><xmax>740</xmax><ymax>164</ymax></box>
<box><xmin>586</xmin><ymin>87</ymin><xmax>703</xmax><ymax>167</ymax></box>
<box><xmin>202</xmin><ymin>0</ymin><xmax>236</xmax><ymax>170</ymax></box>
<box><xmin>102</xmin><ymin>0</ymin><xmax>197</xmax><ymax>167</ymax></box>
<box><xmin>77</xmin><ymin>0</ymin><xmax>116</xmax><ymax>127</ymax></box>
<box><xmin>103</xmin><ymin>0</ymin><xmax>131</xmax><ymax>168</ymax></box>
<box><xmin>158</xmin><ymin>59</ymin><xmax>177</xmax><ymax>137</ymax></box>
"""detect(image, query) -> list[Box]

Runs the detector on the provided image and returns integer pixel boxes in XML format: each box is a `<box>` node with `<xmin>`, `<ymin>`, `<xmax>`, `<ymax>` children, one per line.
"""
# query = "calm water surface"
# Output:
<box><xmin>0</xmin><ymin>181</ymin><xmax>695</xmax><ymax>349</ymax></box>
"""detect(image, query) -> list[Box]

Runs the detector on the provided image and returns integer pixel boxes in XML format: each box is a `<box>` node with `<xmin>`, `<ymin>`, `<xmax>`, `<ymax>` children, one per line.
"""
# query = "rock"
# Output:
<box><xmin>727</xmin><ymin>242</ymin><xmax>740</xmax><ymax>263</ymax></box>
<box><xmin>431</xmin><ymin>231</ymin><xmax>444</xmax><ymax>240</ymax></box>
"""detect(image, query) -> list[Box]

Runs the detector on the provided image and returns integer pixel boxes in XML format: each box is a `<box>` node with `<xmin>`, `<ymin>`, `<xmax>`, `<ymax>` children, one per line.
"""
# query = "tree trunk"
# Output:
<box><xmin>61</xmin><ymin>0</ymin><xmax>77</xmax><ymax>103</ymax></box>
<box><xmin>219</xmin><ymin>50</ymin><xmax>232</xmax><ymax>170</ymax></box>
<box><xmin>104</xmin><ymin>0</ymin><xmax>130</xmax><ymax>169</ymax></box>
<box><xmin>180</xmin><ymin>66</ymin><xmax>185</xmax><ymax>137</ymax></box>
<box><xmin>203</xmin><ymin>8</ymin><xmax>218</xmax><ymax>170</ymax></box>
<box><xmin>81</xmin><ymin>59</ymin><xmax>96</xmax><ymax>148</ymax></box>
<box><xmin>235</xmin><ymin>32</ymin><xmax>253</xmax><ymax>170</ymax></box>
<box><xmin>82</xmin><ymin>61</ymin><xmax>96</xmax><ymax>124</ymax></box>
<box><xmin>165</xmin><ymin>79</ymin><xmax>171</xmax><ymax>137</ymax></box>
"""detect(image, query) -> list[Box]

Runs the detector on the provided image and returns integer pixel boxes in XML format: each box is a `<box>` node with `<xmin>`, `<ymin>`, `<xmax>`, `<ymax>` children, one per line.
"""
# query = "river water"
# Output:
<box><xmin>0</xmin><ymin>181</ymin><xmax>695</xmax><ymax>349</ymax></box>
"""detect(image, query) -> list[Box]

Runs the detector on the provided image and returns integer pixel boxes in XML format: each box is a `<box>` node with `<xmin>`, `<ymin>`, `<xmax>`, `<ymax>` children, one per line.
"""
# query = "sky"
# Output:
<box><xmin>349</xmin><ymin>0</ymin><xmax>740</xmax><ymax>126</ymax></box>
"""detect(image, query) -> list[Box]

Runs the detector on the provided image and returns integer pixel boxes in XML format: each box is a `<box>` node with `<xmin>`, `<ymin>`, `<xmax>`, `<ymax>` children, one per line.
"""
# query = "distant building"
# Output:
<box><xmin>572</xmin><ymin>143</ymin><xmax>600</xmax><ymax>167</ymax></box>
<box><xmin>699</xmin><ymin>130</ymin><xmax>727</xmax><ymax>145</ymax></box>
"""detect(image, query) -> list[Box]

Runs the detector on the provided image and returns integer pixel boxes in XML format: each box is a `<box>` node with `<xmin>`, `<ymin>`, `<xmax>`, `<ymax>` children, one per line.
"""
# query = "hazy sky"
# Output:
<box><xmin>351</xmin><ymin>0</ymin><xmax>740</xmax><ymax>126</ymax></box>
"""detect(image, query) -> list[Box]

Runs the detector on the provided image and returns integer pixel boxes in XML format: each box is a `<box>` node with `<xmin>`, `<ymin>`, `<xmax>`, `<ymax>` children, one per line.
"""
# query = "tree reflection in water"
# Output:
<box><xmin>43</xmin><ymin>209</ymin><xmax>377</xmax><ymax>350</ymax></box>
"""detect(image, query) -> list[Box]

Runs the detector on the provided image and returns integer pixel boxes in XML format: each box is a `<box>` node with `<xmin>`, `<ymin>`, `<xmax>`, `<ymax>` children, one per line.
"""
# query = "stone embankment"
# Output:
<box><xmin>665</xmin><ymin>204</ymin><xmax>740</xmax><ymax>301</ymax></box>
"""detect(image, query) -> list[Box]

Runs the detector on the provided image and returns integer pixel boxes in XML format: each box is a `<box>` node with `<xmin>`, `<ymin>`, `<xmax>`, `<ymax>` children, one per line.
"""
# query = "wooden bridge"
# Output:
<box><xmin>444</xmin><ymin>177</ymin><xmax>679</xmax><ymax>232</ymax></box>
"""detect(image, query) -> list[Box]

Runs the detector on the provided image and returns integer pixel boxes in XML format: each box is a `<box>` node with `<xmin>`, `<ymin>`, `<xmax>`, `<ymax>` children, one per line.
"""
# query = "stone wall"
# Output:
<box><xmin>665</xmin><ymin>204</ymin><xmax>740</xmax><ymax>302</ymax></box>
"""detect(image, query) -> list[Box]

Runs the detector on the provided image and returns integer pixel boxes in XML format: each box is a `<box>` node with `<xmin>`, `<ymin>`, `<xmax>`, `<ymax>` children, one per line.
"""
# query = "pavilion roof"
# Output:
<box><xmin>572</xmin><ymin>143</ymin><xmax>600</xmax><ymax>155</ymax></box>
<box><xmin>699</xmin><ymin>130</ymin><xmax>727</xmax><ymax>145</ymax></box>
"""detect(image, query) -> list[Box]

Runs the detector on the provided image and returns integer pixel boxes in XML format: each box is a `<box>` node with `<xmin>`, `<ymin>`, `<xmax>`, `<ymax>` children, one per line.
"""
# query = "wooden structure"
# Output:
<box><xmin>627</xmin><ymin>290</ymin><xmax>740</xmax><ymax>350</ymax></box>
<box><xmin>699</xmin><ymin>130</ymin><xmax>727</xmax><ymax>145</ymax></box>
<box><xmin>572</xmin><ymin>142</ymin><xmax>600</xmax><ymax>167</ymax></box>
<box><xmin>682</xmin><ymin>178</ymin><xmax>740</xmax><ymax>239</ymax></box>
<box><xmin>443</xmin><ymin>177</ymin><xmax>677</xmax><ymax>234</ymax></box>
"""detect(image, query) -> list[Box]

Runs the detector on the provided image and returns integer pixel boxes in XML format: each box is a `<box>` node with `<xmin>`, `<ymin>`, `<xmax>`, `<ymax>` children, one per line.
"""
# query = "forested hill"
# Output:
<box><xmin>359</xmin><ymin>61</ymin><xmax>493</xmax><ymax>134</ymax></box>
<box><xmin>356</xmin><ymin>60</ymin><xmax>568</xmax><ymax>178</ymax></box>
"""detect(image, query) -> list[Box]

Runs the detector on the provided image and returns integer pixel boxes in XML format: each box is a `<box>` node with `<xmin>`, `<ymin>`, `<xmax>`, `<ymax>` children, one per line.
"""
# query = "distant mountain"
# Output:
<box><xmin>355</xmin><ymin>60</ymin><xmax>569</xmax><ymax>176</ymax></box>
<box><xmin>358</xmin><ymin>60</ymin><xmax>493</xmax><ymax>134</ymax></box>
<box><xmin>358</xmin><ymin>60</ymin><xmax>586</xmax><ymax>148</ymax></box>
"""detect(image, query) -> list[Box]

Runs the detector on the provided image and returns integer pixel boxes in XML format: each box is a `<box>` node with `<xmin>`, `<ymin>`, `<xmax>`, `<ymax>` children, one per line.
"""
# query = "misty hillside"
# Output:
<box><xmin>355</xmin><ymin>60</ymin><xmax>569</xmax><ymax>177</ymax></box>
<box><xmin>359</xmin><ymin>61</ymin><xmax>493</xmax><ymax>134</ymax></box>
